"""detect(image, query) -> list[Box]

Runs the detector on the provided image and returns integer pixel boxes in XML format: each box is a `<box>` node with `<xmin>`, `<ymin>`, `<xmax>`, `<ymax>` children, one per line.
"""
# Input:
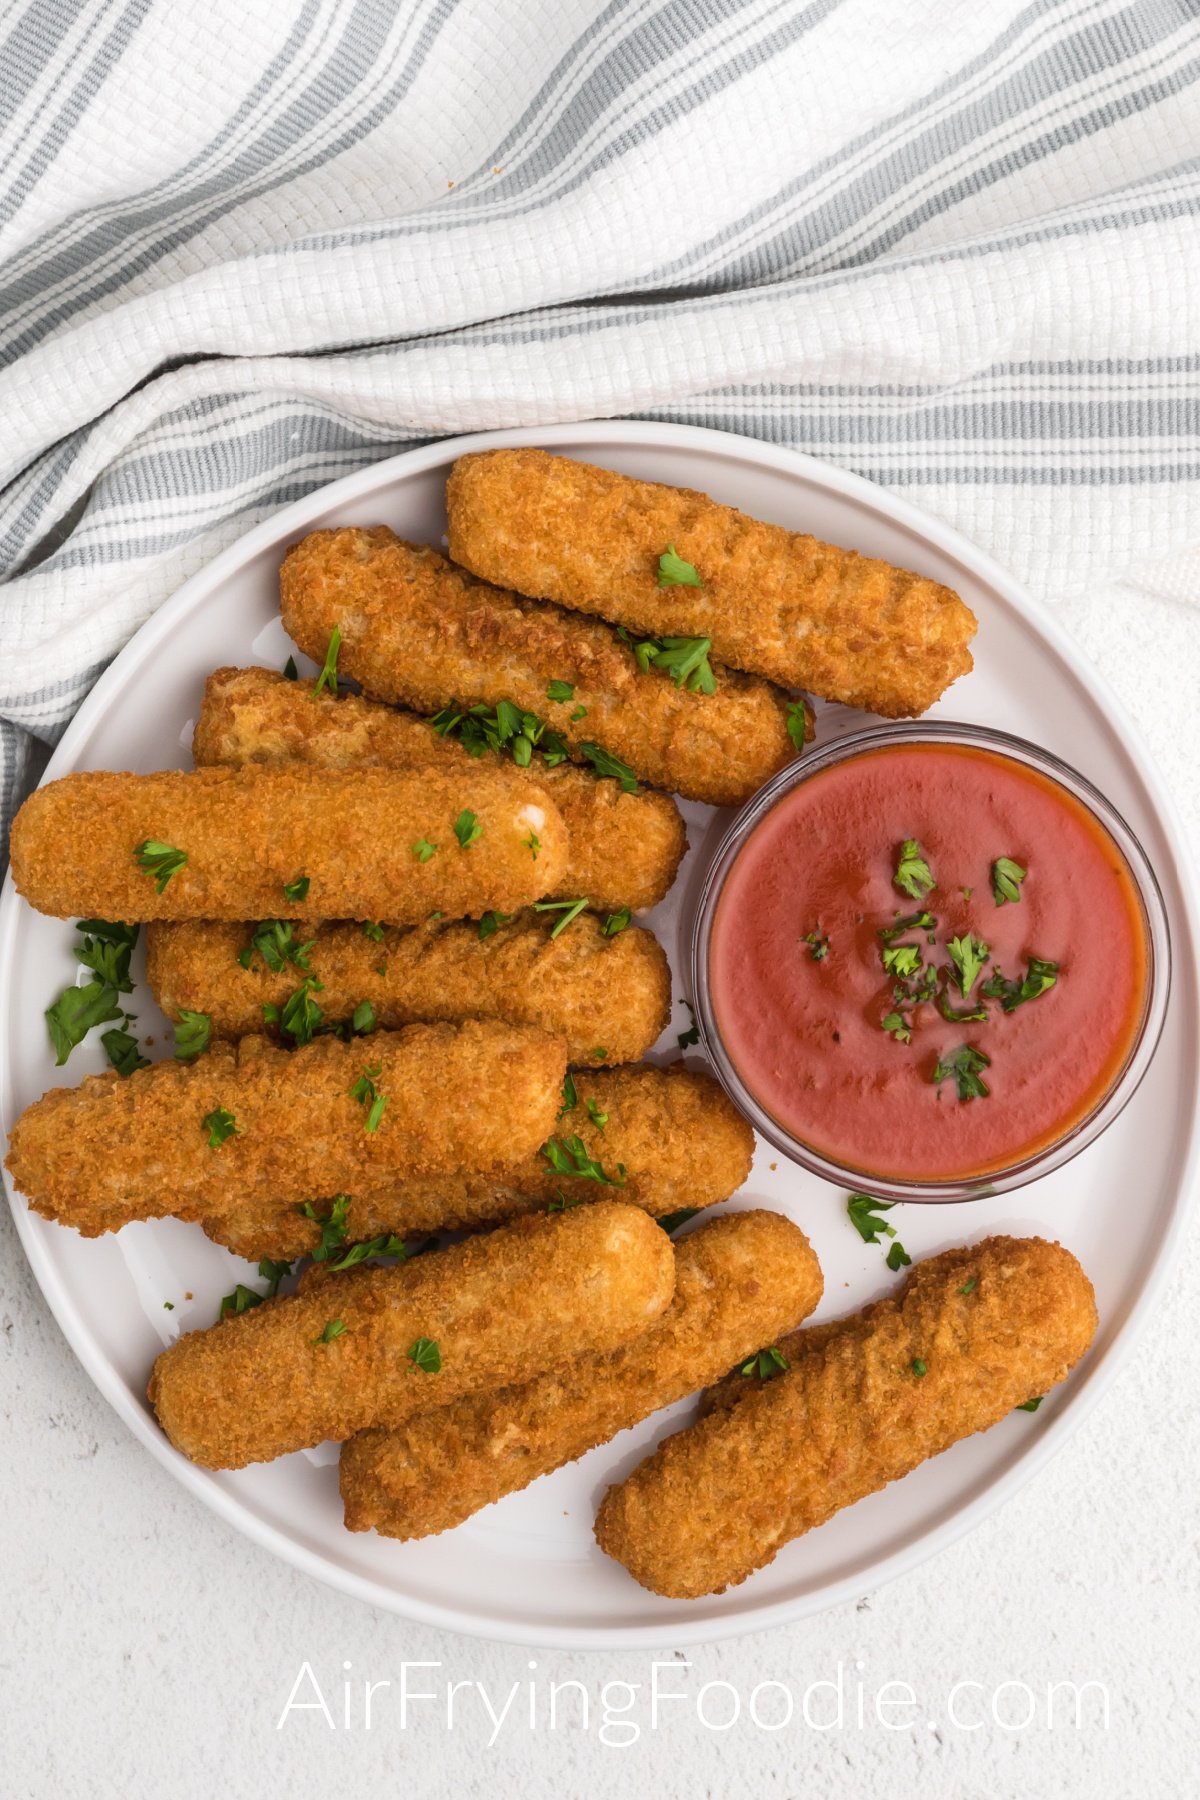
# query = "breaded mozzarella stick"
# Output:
<box><xmin>148</xmin><ymin>1202</ymin><xmax>676</xmax><ymax>1468</ymax></box>
<box><xmin>593</xmin><ymin>1237</ymin><xmax>1097</xmax><ymax>1597</ymax></box>
<box><xmin>279</xmin><ymin>529</ymin><xmax>803</xmax><ymax>808</ymax></box>
<box><xmin>9</xmin><ymin>764</ymin><xmax>567</xmax><ymax>923</ymax></box>
<box><xmin>146</xmin><ymin>912</ymin><xmax>670</xmax><ymax>1067</ymax></box>
<box><xmin>339</xmin><ymin>1210</ymin><xmax>823</xmax><ymax>1537</ymax></box>
<box><xmin>193</xmin><ymin>666</ymin><xmax>686</xmax><ymax>914</ymax></box>
<box><xmin>447</xmin><ymin>449</ymin><xmax>976</xmax><ymax>717</ymax></box>
<box><xmin>5</xmin><ymin>1021</ymin><xmax>566</xmax><ymax>1237</ymax></box>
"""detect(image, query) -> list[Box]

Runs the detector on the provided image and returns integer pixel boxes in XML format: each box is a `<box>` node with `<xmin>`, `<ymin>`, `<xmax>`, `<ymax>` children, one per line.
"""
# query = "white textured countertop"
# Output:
<box><xmin>2</xmin><ymin>574</ymin><xmax>1197</xmax><ymax>1800</ymax></box>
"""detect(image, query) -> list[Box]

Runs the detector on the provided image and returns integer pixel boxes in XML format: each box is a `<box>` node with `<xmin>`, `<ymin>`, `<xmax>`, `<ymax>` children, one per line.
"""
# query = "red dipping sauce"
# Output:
<box><xmin>706</xmin><ymin>739</ymin><xmax>1151</xmax><ymax>1185</ymax></box>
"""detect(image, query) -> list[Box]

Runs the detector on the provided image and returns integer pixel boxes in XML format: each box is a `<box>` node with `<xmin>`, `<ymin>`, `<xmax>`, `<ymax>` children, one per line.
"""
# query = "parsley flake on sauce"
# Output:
<box><xmin>992</xmin><ymin>856</ymin><xmax>1027</xmax><ymax>905</ymax></box>
<box><xmin>946</xmin><ymin>933</ymin><xmax>990</xmax><ymax>997</ymax></box>
<box><xmin>802</xmin><ymin>930</ymin><xmax>829</xmax><ymax>962</ymax></box>
<box><xmin>881</xmin><ymin>1010</ymin><xmax>912</xmax><ymax>1044</ymax></box>
<box><xmin>135</xmin><ymin>840</ymin><xmax>187</xmax><ymax>893</ymax></box>
<box><xmin>892</xmin><ymin>839</ymin><xmax>935</xmax><ymax>900</ymax></box>
<box><xmin>981</xmin><ymin>957</ymin><xmax>1059</xmax><ymax>1012</ymax></box>
<box><xmin>932</xmin><ymin>1044</ymin><xmax>991</xmax><ymax>1101</ymax></box>
<box><xmin>657</xmin><ymin>545</ymin><xmax>702</xmax><ymax>588</ymax></box>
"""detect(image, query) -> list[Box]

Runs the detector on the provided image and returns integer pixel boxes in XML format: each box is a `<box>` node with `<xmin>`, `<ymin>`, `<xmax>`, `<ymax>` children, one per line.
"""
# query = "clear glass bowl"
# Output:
<box><xmin>690</xmin><ymin>721</ymin><xmax>1172</xmax><ymax>1202</ymax></box>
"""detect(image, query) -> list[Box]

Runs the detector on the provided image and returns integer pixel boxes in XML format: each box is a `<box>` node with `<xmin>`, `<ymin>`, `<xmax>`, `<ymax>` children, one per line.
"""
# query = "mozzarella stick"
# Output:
<box><xmin>148</xmin><ymin>1201</ymin><xmax>676</xmax><ymax>1468</ymax></box>
<box><xmin>279</xmin><ymin>529</ymin><xmax>804</xmax><ymax>808</ymax></box>
<box><xmin>447</xmin><ymin>449</ymin><xmax>976</xmax><ymax>717</ymax></box>
<box><xmin>199</xmin><ymin>1063</ymin><xmax>755</xmax><ymax>1262</ymax></box>
<box><xmin>9</xmin><ymin>764</ymin><xmax>567</xmax><ymax>924</ymax></box>
<box><xmin>147</xmin><ymin>912</ymin><xmax>670</xmax><ymax>1066</ymax></box>
<box><xmin>594</xmin><ymin>1236</ymin><xmax>1097</xmax><ymax>1598</ymax></box>
<box><xmin>193</xmin><ymin>666</ymin><xmax>686</xmax><ymax>913</ymax></box>
<box><xmin>340</xmin><ymin>1210</ymin><xmax>823</xmax><ymax>1537</ymax></box>
<box><xmin>5</xmin><ymin>1021</ymin><xmax>565</xmax><ymax>1237</ymax></box>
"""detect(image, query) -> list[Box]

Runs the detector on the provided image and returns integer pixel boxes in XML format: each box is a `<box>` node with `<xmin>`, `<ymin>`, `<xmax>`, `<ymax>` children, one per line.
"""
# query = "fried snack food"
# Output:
<box><xmin>5</xmin><ymin>1021</ymin><xmax>565</xmax><ymax>1238</ymax></box>
<box><xmin>340</xmin><ymin>1210</ymin><xmax>823</xmax><ymax>1537</ymax></box>
<box><xmin>594</xmin><ymin>1236</ymin><xmax>1097</xmax><ymax>1597</ymax></box>
<box><xmin>200</xmin><ymin>1062</ymin><xmax>755</xmax><ymax>1261</ymax></box>
<box><xmin>279</xmin><ymin>529</ymin><xmax>803</xmax><ymax>807</ymax></box>
<box><xmin>9</xmin><ymin>764</ymin><xmax>567</xmax><ymax>923</ymax></box>
<box><xmin>447</xmin><ymin>449</ymin><xmax>976</xmax><ymax>717</ymax></box>
<box><xmin>148</xmin><ymin>1201</ymin><xmax>676</xmax><ymax>1468</ymax></box>
<box><xmin>193</xmin><ymin>666</ymin><xmax>686</xmax><ymax>914</ymax></box>
<box><xmin>146</xmin><ymin>911</ymin><xmax>670</xmax><ymax>1067</ymax></box>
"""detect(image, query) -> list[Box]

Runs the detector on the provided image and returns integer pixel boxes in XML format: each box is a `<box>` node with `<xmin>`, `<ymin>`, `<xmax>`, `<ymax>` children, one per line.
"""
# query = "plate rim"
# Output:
<box><xmin>3</xmin><ymin>417</ymin><xmax>1198</xmax><ymax>1650</ymax></box>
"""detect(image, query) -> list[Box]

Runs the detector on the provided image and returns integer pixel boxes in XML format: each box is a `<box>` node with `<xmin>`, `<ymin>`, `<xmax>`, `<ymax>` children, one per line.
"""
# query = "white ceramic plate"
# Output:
<box><xmin>2</xmin><ymin>423</ymin><xmax>1197</xmax><ymax>1650</ymax></box>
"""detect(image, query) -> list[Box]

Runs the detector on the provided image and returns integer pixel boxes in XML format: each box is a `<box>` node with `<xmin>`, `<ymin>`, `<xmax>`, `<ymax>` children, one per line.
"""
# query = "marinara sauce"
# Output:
<box><xmin>708</xmin><ymin>742</ymin><xmax>1149</xmax><ymax>1182</ymax></box>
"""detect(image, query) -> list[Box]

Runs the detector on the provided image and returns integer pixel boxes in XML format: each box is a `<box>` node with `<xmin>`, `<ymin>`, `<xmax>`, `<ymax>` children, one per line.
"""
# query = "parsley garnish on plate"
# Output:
<box><xmin>174</xmin><ymin>1009</ymin><xmax>211</xmax><ymax>1060</ymax></box>
<box><xmin>893</xmin><ymin>839</ymin><xmax>935</xmax><ymax>900</ymax></box>
<box><xmin>932</xmin><ymin>1043</ymin><xmax>991</xmax><ymax>1101</ymax></box>
<box><xmin>237</xmin><ymin>919</ymin><xmax>313</xmax><ymax>973</ymax></box>
<box><xmin>992</xmin><ymin>856</ymin><xmax>1027</xmax><ymax>905</ymax></box>
<box><xmin>453</xmin><ymin>810</ymin><xmax>482</xmax><ymax>849</ymax></box>
<box><xmin>218</xmin><ymin>1284</ymin><xmax>262</xmax><ymax>1322</ymax></box>
<box><xmin>202</xmin><ymin>1107</ymin><xmax>237</xmax><ymax>1148</ymax></box>
<box><xmin>313</xmin><ymin>626</ymin><xmax>341</xmax><ymax>697</ymax></box>
<box><xmin>786</xmin><ymin>701</ymin><xmax>809</xmax><ymax>752</ymax></box>
<box><xmin>847</xmin><ymin>1192</ymin><xmax>911</xmax><ymax>1271</ymax></box>
<box><xmin>46</xmin><ymin>981</ymin><xmax>124</xmax><ymax>1066</ymax></box>
<box><xmin>301</xmin><ymin>1194</ymin><xmax>351</xmax><ymax>1259</ymax></box>
<box><xmin>656</xmin><ymin>1208</ymin><xmax>700</xmax><ymax>1235</ymax></box>
<box><xmin>283</xmin><ymin>655</ymin><xmax>299</xmax><ymax>681</ymax></box>
<box><xmin>541</xmin><ymin>1135</ymin><xmax>625</xmax><ymax>1186</ymax></box>
<box><xmin>742</xmin><ymin>1346</ymin><xmax>790</xmax><ymax>1381</ymax></box>
<box><xmin>75</xmin><ymin>919</ymin><xmax>138</xmax><ymax>990</ymax></box>
<box><xmin>578</xmin><ymin>742</ymin><xmax>638</xmax><ymax>792</ymax></box>
<box><xmin>101</xmin><ymin>1025</ymin><xmax>148</xmax><ymax>1076</ymax></box>
<box><xmin>676</xmin><ymin>1000</ymin><xmax>700</xmax><ymax>1050</ymax></box>
<box><xmin>135</xmin><ymin>840</ymin><xmax>187</xmax><ymax>893</ymax></box>
<box><xmin>602</xmin><ymin>906</ymin><xmax>631</xmax><ymax>937</ymax></box>
<box><xmin>315</xmin><ymin>1319</ymin><xmax>346</xmax><ymax>1345</ymax></box>
<box><xmin>946</xmin><ymin>933</ymin><xmax>989</xmax><ymax>997</ymax></box>
<box><xmin>657</xmin><ymin>545</ymin><xmax>702</xmax><ymax>587</ymax></box>
<box><xmin>533</xmin><ymin>896</ymin><xmax>589</xmax><ymax>938</ymax></box>
<box><xmin>412</xmin><ymin>838</ymin><xmax>438</xmax><ymax>862</ymax></box>
<box><xmin>408</xmin><ymin>1336</ymin><xmax>441</xmax><ymax>1373</ymax></box>
<box><xmin>547</xmin><ymin>679</ymin><xmax>574</xmax><ymax>702</ymax></box>
<box><xmin>1016</xmin><ymin>1396</ymin><xmax>1043</xmax><ymax>1412</ymax></box>
<box><xmin>350</xmin><ymin>1063</ymin><xmax>388</xmax><ymax>1131</ymax></box>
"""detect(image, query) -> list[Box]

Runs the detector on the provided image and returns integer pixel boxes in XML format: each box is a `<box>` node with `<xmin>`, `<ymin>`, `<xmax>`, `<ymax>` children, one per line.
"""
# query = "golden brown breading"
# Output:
<box><xmin>279</xmin><ymin>529</ymin><xmax>803</xmax><ymax>807</ymax></box>
<box><xmin>146</xmin><ymin>912</ymin><xmax>671</xmax><ymax>1066</ymax></box>
<box><xmin>593</xmin><ymin>1236</ymin><xmax>1097</xmax><ymax>1597</ymax></box>
<box><xmin>148</xmin><ymin>1201</ymin><xmax>676</xmax><ymax>1468</ymax></box>
<box><xmin>9</xmin><ymin>764</ymin><xmax>567</xmax><ymax>923</ymax></box>
<box><xmin>339</xmin><ymin>1210</ymin><xmax>822</xmax><ymax>1537</ymax></box>
<box><xmin>5</xmin><ymin>1021</ymin><xmax>565</xmax><ymax>1237</ymax></box>
<box><xmin>447</xmin><ymin>449</ymin><xmax>976</xmax><ymax>718</ymax></box>
<box><xmin>193</xmin><ymin>666</ymin><xmax>686</xmax><ymax>914</ymax></box>
<box><xmin>199</xmin><ymin>1062</ymin><xmax>756</xmax><ymax>1261</ymax></box>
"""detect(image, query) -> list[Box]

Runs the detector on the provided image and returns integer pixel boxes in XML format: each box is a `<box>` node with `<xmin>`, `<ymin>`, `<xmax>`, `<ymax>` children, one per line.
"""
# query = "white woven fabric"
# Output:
<box><xmin>1</xmin><ymin>0</ymin><xmax>1198</xmax><ymax>844</ymax></box>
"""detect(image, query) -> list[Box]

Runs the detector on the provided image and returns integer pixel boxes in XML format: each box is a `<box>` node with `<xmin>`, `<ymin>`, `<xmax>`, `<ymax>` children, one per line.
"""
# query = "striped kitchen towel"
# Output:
<box><xmin>1</xmin><ymin>0</ymin><xmax>1198</xmax><ymax>847</ymax></box>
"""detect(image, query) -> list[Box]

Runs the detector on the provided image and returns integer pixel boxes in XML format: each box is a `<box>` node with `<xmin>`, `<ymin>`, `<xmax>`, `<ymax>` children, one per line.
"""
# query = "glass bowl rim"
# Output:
<box><xmin>689</xmin><ymin>719</ymin><xmax>1173</xmax><ymax>1204</ymax></box>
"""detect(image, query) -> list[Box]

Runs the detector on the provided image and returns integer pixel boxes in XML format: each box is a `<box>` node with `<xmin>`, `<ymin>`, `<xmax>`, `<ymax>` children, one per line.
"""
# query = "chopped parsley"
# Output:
<box><xmin>46</xmin><ymin>980</ymin><xmax>124</xmax><ymax>1066</ymax></box>
<box><xmin>237</xmin><ymin>919</ymin><xmax>313</xmax><ymax>974</ymax></box>
<box><xmin>911</xmin><ymin>1358</ymin><xmax>927</xmax><ymax>1378</ymax></box>
<box><xmin>633</xmin><ymin>633</ymin><xmax>716</xmax><ymax>694</ymax></box>
<box><xmin>886</xmin><ymin>1241</ymin><xmax>912</xmax><ymax>1271</ymax></box>
<box><xmin>408</xmin><ymin>1336</ymin><xmax>441</xmax><ymax>1373</ymax></box>
<box><xmin>202</xmin><ymin>1107</ymin><xmax>237</xmax><ymax>1148</ymax></box>
<box><xmin>75</xmin><ymin>919</ymin><xmax>138</xmax><ymax>990</ymax></box>
<box><xmin>218</xmin><ymin>1284</ymin><xmax>262</xmax><ymax>1321</ymax></box>
<box><xmin>786</xmin><ymin>701</ymin><xmax>809</xmax><ymax>752</ymax></box>
<box><xmin>547</xmin><ymin>679</ymin><xmax>574</xmax><ymax>702</ymax></box>
<box><xmin>570</xmin><ymin>704</ymin><xmax>587</xmax><ymax>722</ymax></box>
<box><xmin>981</xmin><ymin>958</ymin><xmax>1059</xmax><ymax>1012</ymax></box>
<box><xmin>602</xmin><ymin>906</ymin><xmax>631</xmax><ymax>937</ymax></box>
<box><xmin>586</xmin><ymin>1096</ymin><xmax>608</xmax><ymax>1132</ymax></box>
<box><xmin>174</xmin><ymin>1009</ymin><xmax>211</xmax><ymax>1060</ymax></box>
<box><xmin>882</xmin><ymin>944</ymin><xmax>922</xmax><ymax>980</ymax></box>
<box><xmin>453</xmin><ymin>809</ymin><xmax>482</xmax><ymax>850</ymax></box>
<box><xmin>412</xmin><ymin>838</ymin><xmax>438</xmax><ymax>862</ymax></box>
<box><xmin>522</xmin><ymin>831</ymin><xmax>540</xmax><ymax>860</ymax></box>
<box><xmin>478</xmin><ymin>910</ymin><xmax>514</xmax><ymax>941</ymax></box>
<box><xmin>362</xmin><ymin>920</ymin><xmax>385</xmax><ymax>943</ymax></box>
<box><xmin>1016</xmin><ymin>1396</ymin><xmax>1043</xmax><ymax>1412</ymax></box>
<box><xmin>936</xmin><ymin>991</ymin><xmax>988</xmax><ymax>1024</ymax></box>
<box><xmin>328</xmin><ymin>1233</ymin><xmax>407</xmax><ymax>1271</ymax></box>
<box><xmin>532</xmin><ymin>896</ymin><xmax>589</xmax><ymax>938</ymax></box>
<box><xmin>101</xmin><ymin>1025</ymin><xmax>148</xmax><ymax>1076</ymax></box>
<box><xmin>741</xmin><ymin>1346</ymin><xmax>790</xmax><ymax>1381</ymax></box>
<box><xmin>657</xmin><ymin>545</ymin><xmax>702</xmax><ymax>587</ymax></box>
<box><xmin>263</xmin><ymin>974</ymin><xmax>325</xmax><ymax>1046</ymax></box>
<box><xmin>578</xmin><ymin>742</ymin><xmax>638</xmax><ymax>792</ymax></box>
<box><xmin>847</xmin><ymin>1192</ymin><xmax>899</xmax><ymax>1246</ymax></box>
<box><xmin>557</xmin><ymin>1072</ymin><xmax>578</xmax><ymax>1118</ymax></box>
<box><xmin>879</xmin><ymin>910</ymin><xmax>936</xmax><ymax>942</ymax></box>
<box><xmin>315</xmin><ymin>1319</ymin><xmax>346</xmax><ymax>1345</ymax></box>
<box><xmin>351</xmin><ymin>1000</ymin><xmax>376</xmax><ymax>1034</ymax></box>
<box><xmin>676</xmin><ymin>1000</ymin><xmax>700</xmax><ymax>1050</ymax></box>
<box><xmin>881</xmin><ymin>1010</ymin><xmax>912</xmax><ymax>1044</ymax></box>
<box><xmin>802</xmin><ymin>930</ymin><xmax>829</xmax><ymax>962</ymax></box>
<box><xmin>893</xmin><ymin>839</ymin><xmax>935</xmax><ymax>900</ymax></box>
<box><xmin>283</xmin><ymin>874</ymin><xmax>310</xmax><ymax>904</ymax></box>
<box><xmin>349</xmin><ymin>1064</ymin><xmax>387</xmax><ymax>1131</ymax></box>
<box><xmin>959</xmin><ymin>1276</ymin><xmax>978</xmax><ymax>1295</ymax></box>
<box><xmin>932</xmin><ymin>1043</ymin><xmax>991</xmax><ymax>1101</ymax></box>
<box><xmin>946</xmin><ymin>933</ymin><xmax>990</xmax><ymax>997</ymax></box>
<box><xmin>992</xmin><ymin>856</ymin><xmax>1027</xmax><ymax>905</ymax></box>
<box><xmin>134</xmin><ymin>840</ymin><xmax>187</xmax><ymax>893</ymax></box>
<box><xmin>590</xmin><ymin>1046</ymin><xmax>609</xmax><ymax>1061</ymax></box>
<box><xmin>258</xmin><ymin>1257</ymin><xmax>292</xmax><ymax>1297</ymax></box>
<box><xmin>541</xmin><ymin>1135</ymin><xmax>625</xmax><ymax>1186</ymax></box>
<box><xmin>313</xmin><ymin>625</ymin><xmax>341</xmax><ymax>697</ymax></box>
<box><xmin>301</xmin><ymin>1194</ymin><xmax>351</xmax><ymax>1260</ymax></box>
<box><xmin>656</xmin><ymin>1208</ymin><xmax>700</xmax><ymax>1235</ymax></box>
<box><xmin>283</xmin><ymin>655</ymin><xmax>299</xmax><ymax>681</ymax></box>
